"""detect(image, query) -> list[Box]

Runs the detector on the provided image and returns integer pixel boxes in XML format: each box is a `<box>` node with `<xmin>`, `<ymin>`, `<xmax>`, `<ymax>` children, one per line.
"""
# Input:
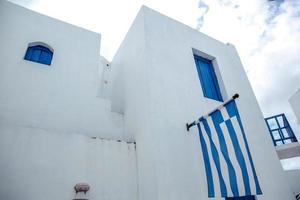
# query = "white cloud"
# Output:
<box><xmin>197</xmin><ymin>0</ymin><xmax>209</xmax><ymax>29</ymax></box>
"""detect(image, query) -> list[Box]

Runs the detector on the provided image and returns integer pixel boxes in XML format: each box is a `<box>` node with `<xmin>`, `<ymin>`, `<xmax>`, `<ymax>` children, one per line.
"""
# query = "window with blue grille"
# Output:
<box><xmin>225</xmin><ymin>195</ymin><xmax>256</xmax><ymax>200</ymax></box>
<box><xmin>24</xmin><ymin>44</ymin><xmax>53</xmax><ymax>65</ymax></box>
<box><xmin>194</xmin><ymin>55</ymin><xmax>223</xmax><ymax>101</ymax></box>
<box><xmin>265</xmin><ymin>114</ymin><xmax>297</xmax><ymax>146</ymax></box>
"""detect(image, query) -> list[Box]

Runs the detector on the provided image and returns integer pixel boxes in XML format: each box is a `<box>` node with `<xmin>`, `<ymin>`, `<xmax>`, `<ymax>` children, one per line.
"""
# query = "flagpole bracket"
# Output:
<box><xmin>185</xmin><ymin>93</ymin><xmax>239</xmax><ymax>132</ymax></box>
<box><xmin>186</xmin><ymin>122</ymin><xmax>194</xmax><ymax>132</ymax></box>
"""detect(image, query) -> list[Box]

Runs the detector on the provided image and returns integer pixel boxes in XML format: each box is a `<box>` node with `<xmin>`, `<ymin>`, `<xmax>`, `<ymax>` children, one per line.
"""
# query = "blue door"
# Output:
<box><xmin>193</xmin><ymin>55</ymin><xmax>223</xmax><ymax>101</ymax></box>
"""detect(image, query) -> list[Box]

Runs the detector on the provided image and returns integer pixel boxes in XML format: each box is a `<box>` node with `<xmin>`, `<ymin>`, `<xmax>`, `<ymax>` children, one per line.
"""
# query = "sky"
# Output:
<box><xmin>8</xmin><ymin>0</ymin><xmax>300</xmax><ymax>169</ymax></box>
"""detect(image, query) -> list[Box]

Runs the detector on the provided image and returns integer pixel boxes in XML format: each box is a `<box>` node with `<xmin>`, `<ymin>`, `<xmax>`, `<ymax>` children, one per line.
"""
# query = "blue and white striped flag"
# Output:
<box><xmin>197</xmin><ymin>99</ymin><xmax>262</xmax><ymax>198</ymax></box>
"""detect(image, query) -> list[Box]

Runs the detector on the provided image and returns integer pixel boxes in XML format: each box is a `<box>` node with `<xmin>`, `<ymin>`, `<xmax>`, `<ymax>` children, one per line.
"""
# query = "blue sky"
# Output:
<box><xmin>8</xmin><ymin>0</ymin><xmax>300</xmax><ymax>169</ymax></box>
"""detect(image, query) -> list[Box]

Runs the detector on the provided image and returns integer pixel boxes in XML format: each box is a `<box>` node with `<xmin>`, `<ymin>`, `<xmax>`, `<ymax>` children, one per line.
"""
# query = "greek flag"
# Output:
<box><xmin>197</xmin><ymin>99</ymin><xmax>262</xmax><ymax>198</ymax></box>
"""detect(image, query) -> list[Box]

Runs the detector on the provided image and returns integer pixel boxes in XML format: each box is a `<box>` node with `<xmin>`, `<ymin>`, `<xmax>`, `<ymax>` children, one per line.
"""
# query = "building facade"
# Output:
<box><xmin>0</xmin><ymin>1</ymin><xmax>297</xmax><ymax>200</ymax></box>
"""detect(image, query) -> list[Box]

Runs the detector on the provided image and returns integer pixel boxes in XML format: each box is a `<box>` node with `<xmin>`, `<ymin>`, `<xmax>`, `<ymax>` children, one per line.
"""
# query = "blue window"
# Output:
<box><xmin>226</xmin><ymin>195</ymin><xmax>256</xmax><ymax>200</ymax></box>
<box><xmin>265</xmin><ymin>114</ymin><xmax>297</xmax><ymax>146</ymax></box>
<box><xmin>24</xmin><ymin>44</ymin><xmax>53</xmax><ymax>65</ymax></box>
<box><xmin>194</xmin><ymin>55</ymin><xmax>223</xmax><ymax>101</ymax></box>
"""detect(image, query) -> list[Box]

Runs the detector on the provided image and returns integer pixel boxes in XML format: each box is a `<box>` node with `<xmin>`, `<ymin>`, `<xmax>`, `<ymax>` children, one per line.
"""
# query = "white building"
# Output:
<box><xmin>0</xmin><ymin>1</ymin><xmax>298</xmax><ymax>200</ymax></box>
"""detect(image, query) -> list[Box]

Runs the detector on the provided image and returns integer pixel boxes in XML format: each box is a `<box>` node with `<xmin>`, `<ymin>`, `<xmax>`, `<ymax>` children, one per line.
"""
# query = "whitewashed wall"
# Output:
<box><xmin>0</xmin><ymin>2</ymin><xmax>137</xmax><ymax>200</ymax></box>
<box><xmin>110</xmin><ymin>8</ymin><xmax>156</xmax><ymax>200</ymax></box>
<box><xmin>0</xmin><ymin>0</ymin><xmax>128</xmax><ymax>140</ymax></box>
<box><xmin>285</xmin><ymin>170</ymin><xmax>300</xmax><ymax>196</ymax></box>
<box><xmin>0</xmin><ymin>122</ymin><xmax>138</xmax><ymax>200</ymax></box>
<box><xmin>111</xmin><ymin>6</ymin><xmax>294</xmax><ymax>200</ymax></box>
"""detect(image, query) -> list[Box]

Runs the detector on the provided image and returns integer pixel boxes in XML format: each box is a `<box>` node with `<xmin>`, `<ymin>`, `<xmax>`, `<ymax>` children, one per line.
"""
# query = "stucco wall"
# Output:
<box><xmin>0</xmin><ymin>122</ymin><xmax>138</xmax><ymax>200</ymax></box>
<box><xmin>111</xmin><ymin>8</ymin><xmax>162</xmax><ymax>200</ymax></box>
<box><xmin>0</xmin><ymin>2</ymin><xmax>137</xmax><ymax>200</ymax></box>
<box><xmin>285</xmin><ymin>169</ymin><xmax>300</xmax><ymax>196</ymax></box>
<box><xmin>289</xmin><ymin>89</ymin><xmax>300</xmax><ymax>124</ymax></box>
<box><xmin>0</xmin><ymin>0</ymin><xmax>127</xmax><ymax>140</ymax></box>
<box><xmin>111</xmin><ymin>6</ymin><xmax>294</xmax><ymax>200</ymax></box>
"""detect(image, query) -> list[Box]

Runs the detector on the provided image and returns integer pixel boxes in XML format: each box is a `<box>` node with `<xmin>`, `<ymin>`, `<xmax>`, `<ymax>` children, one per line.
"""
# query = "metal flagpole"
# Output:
<box><xmin>186</xmin><ymin>93</ymin><xmax>239</xmax><ymax>131</ymax></box>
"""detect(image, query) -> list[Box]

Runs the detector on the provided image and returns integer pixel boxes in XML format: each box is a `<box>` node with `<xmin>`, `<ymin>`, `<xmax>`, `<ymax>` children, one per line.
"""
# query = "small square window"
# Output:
<box><xmin>272</xmin><ymin>130</ymin><xmax>281</xmax><ymax>140</ymax></box>
<box><xmin>281</xmin><ymin>129</ymin><xmax>289</xmax><ymax>138</ymax></box>
<box><xmin>277</xmin><ymin>116</ymin><xmax>284</xmax><ymax>127</ymax></box>
<box><xmin>267</xmin><ymin>118</ymin><xmax>278</xmax><ymax>130</ymax></box>
<box><xmin>284</xmin><ymin>139</ymin><xmax>292</xmax><ymax>144</ymax></box>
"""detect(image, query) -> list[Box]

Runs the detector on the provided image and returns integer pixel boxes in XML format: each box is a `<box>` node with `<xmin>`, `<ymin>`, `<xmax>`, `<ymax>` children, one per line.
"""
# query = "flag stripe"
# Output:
<box><xmin>196</xmin><ymin>99</ymin><xmax>262</xmax><ymax>198</ymax></box>
<box><xmin>202</xmin><ymin>119</ymin><xmax>228</xmax><ymax>197</ymax></box>
<box><xmin>220</xmin><ymin>122</ymin><xmax>245</xmax><ymax>196</ymax></box>
<box><xmin>197</xmin><ymin>123</ymin><xmax>215</xmax><ymax>197</ymax></box>
<box><xmin>226</xmin><ymin>100</ymin><xmax>262</xmax><ymax>194</ymax></box>
<box><xmin>234</xmin><ymin>115</ymin><xmax>262</xmax><ymax>195</ymax></box>
<box><xmin>201</xmin><ymin>124</ymin><xmax>225</xmax><ymax>197</ymax></box>
<box><xmin>226</xmin><ymin>117</ymin><xmax>252</xmax><ymax>196</ymax></box>
<box><xmin>206</xmin><ymin>117</ymin><xmax>235</xmax><ymax>197</ymax></box>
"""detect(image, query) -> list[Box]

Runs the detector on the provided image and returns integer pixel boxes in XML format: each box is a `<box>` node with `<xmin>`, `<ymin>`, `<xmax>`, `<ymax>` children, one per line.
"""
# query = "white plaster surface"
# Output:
<box><xmin>111</xmin><ymin>6</ymin><xmax>295</xmax><ymax>200</ymax></box>
<box><xmin>285</xmin><ymin>169</ymin><xmax>300</xmax><ymax>196</ymax></box>
<box><xmin>0</xmin><ymin>2</ymin><xmax>137</xmax><ymax>200</ymax></box>
<box><xmin>0</xmin><ymin>0</ymin><xmax>128</xmax><ymax>140</ymax></box>
<box><xmin>0</xmin><ymin>122</ymin><xmax>138</xmax><ymax>200</ymax></box>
